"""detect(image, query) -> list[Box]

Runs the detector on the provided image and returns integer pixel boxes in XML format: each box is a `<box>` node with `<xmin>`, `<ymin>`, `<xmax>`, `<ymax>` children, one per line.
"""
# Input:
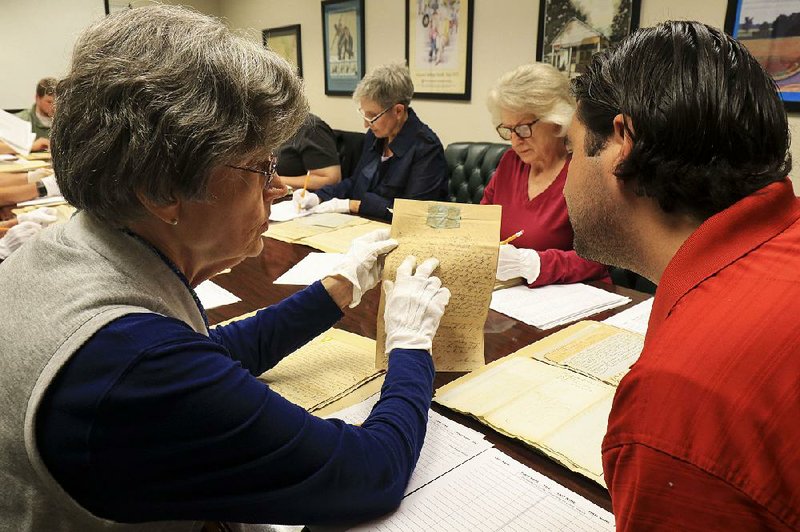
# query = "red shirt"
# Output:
<box><xmin>481</xmin><ymin>149</ymin><xmax>608</xmax><ymax>286</ymax></box>
<box><xmin>604</xmin><ymin>179</ymin><xmax>800</xmax><ymax>530</ymax></box>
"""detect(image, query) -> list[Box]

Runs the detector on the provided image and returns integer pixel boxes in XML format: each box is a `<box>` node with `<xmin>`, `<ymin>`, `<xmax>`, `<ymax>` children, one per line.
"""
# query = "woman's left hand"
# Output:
<box><xmin>325</xmin><ymin>228</ymin><xmax>398</xmax><ymax>308</ymax></box>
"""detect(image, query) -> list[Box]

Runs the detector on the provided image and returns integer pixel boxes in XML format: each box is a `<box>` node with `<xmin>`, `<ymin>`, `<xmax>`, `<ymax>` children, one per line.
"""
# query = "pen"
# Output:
<box><xmin>500</xmin><ymin>229</ymin><xmax>524</xmax><ymax>245</ymax></box>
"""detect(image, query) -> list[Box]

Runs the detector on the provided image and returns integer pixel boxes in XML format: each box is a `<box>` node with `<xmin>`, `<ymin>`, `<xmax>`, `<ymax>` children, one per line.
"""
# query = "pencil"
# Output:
<box><xmin>500</xmin><ymin>230</ymin><xmax>524</xmax><ymax>245</ymax></box>
<box><xmin>296</xmin><ymin>172</ymin><xmax>311</xmax><ymax>213</ymax></box>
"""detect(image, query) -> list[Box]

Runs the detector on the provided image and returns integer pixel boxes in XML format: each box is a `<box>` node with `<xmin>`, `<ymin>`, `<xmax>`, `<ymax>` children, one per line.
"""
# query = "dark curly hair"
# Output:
<box><xmin>572</xmin><ymin>21</ymin><xmax>791</xmax><ymax>221</ymax></box>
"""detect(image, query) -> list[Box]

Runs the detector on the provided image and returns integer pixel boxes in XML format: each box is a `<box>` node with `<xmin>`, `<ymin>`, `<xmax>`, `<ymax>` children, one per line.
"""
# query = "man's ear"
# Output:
<box><xmin>611</xmin><ymin>114</ymin><xmax>633</xmax><ymax>167</ymax></box>
<box><xmin>136</xmin><ymin>191</ymin><xmax>181</xmax><ymax>226</ymax></box>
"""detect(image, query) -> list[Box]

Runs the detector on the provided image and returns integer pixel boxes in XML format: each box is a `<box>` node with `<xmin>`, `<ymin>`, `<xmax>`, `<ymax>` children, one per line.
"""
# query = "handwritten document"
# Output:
<box><xmin>300</xmin><ymin>219</ymin><xmax>389</xmax><ymax>254</ymax></box>
<box><xmin>435</xmin><ymin>321</ymin><xmax>646</xmax><ymax>485</ymax></box>
<box><xmin>347</xmin><ymin>448</ymin><xmax>615</xmax><ymax>531</ymax></box>
<box><xmin>326</xmin><ymin>392</ymin><xmax>492</xmax><ymax>495</ymax></box>
<box><xmin>490</xmin><ymin>283</ymin><xmax>631</xmax><ymax>330</ymax></box>
<box><xmin>376</xmin><ymin>199</ymin><xmax>502</xmax><ymax>371</ymax></box>
<box><xmin>259</xmin><ymin>328</ymin><xmax>383</xmax><ymax>412</ymax></box>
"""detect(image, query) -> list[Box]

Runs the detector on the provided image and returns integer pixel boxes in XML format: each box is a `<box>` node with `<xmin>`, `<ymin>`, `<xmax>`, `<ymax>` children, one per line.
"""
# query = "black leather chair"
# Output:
<box><xmin>445</xmin><ymin>142</ymin><xmax>509</xmax><ymax>204</ymax></box>
<box><xmin>610</xmin><ymin>267</ymin><xmax>657</xmax><ymax>294</ymax></box>
<box><xmin>333</xmin><ymin>129</ymin><xmax>366</xmax><ymax>179</ymax></box>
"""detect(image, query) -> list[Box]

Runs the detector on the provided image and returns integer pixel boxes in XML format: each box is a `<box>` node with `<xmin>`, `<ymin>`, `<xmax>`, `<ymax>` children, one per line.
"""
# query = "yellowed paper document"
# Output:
<box><xmin>435</xmin><ymin>320</ymin><xmax>645</xmax><ymax>485</ymax></box>
<box><xmin>376</xmin><ymin>199</ymin><xmax>501</xmax><ymax>371</ymax></box>
<box><xmin>258</xmin><ymin>328</ymin><xmax>384</xmax><ymax>412</ymax></box>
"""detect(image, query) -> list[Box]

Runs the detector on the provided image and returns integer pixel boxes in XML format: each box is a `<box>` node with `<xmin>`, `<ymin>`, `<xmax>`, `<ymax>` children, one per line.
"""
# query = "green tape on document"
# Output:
<box><xmin>426</xmin><ymin>204</ymin><xmax>461</xmax><ymax>229</ymax></box>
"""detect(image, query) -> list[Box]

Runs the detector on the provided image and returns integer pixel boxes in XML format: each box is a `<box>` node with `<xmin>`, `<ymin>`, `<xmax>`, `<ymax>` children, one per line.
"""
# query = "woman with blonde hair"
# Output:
<box><xmin>483</xmin><ymin>62</ymin><xmax>608</xmax><ymax>286</ymax></box>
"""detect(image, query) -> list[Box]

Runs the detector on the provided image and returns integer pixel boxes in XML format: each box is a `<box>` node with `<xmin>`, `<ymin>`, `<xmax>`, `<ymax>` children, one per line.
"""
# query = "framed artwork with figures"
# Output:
<box><xmin>322</xmin><ymin>0</ymin><xmax>366</xmax><ymax>96</ymax></box>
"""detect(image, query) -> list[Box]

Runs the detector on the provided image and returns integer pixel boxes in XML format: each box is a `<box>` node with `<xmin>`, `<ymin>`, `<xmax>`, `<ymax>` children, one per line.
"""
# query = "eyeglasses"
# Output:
<box><xmin>496</xmin><ymin>119</ymin><xmax>540</xmax><ymax>141</ymax></box>
<box><xmin>357</xmin><ymin>104</ymin><xmax>394</xmax><ymax>126</ymax></box>
<box><xmin>226</xmin><ymin>153</ymin><xmax>278</xmax><ymax>190</ymax></box>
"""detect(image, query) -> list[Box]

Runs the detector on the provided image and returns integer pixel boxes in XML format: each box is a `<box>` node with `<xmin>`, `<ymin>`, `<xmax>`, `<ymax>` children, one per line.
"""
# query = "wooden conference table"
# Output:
<box><xmin>206</xmin><ymin>235</ymin><xmax>652</xmax><ymax>513</ymax></box>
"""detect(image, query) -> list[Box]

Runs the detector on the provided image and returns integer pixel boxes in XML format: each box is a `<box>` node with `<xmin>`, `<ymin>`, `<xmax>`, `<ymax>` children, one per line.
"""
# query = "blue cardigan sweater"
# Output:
<box><xmin>36</xmin><ymin>281</ymin><xmax>434</xmax><ymax>526</ymax></box>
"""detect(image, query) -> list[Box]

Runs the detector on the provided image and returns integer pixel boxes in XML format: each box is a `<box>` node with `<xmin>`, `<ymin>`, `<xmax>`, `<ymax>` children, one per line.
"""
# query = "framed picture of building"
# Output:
<box><xmin>322</xmin><ymin>0</ymin><xmax>365</xmax><ymax>96</ymax></box>
<box><xmin>263</xmin><ymin>24</ymin><xmax>303</xmax><ymax>78</ymax></box>
<box><xmin>725</xmin><ymin>0</ymin><xmax>800</xmax><ymax>112</ymax></box>
<box><xmin>536</xmin><ymin>0</ymin><xmax>641</xmax><ymax>78</ymax></box>
<box><xmin>405</xmin><ymin>0</ymin><xmax>475</xmax><ymax>100</ymax></box>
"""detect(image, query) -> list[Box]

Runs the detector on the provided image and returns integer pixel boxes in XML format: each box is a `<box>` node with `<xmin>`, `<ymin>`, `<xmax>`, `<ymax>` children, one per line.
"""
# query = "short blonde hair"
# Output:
<box><xmin>487</xmin><ymin>62</ymin><xmax>575</xmax><ymax>137</ymax></box>
<box><xmin>353</xmin><ymin>62</ymin><xmax>414</xmax><ymax>108</ymax></box>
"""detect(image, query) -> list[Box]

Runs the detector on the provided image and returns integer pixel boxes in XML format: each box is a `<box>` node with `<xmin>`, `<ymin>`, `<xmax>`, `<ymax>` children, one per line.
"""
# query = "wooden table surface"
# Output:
<box><xmin>207</xmin><ymin>235</ymin><xmax>652</xmax><ymax>513</ymax></box>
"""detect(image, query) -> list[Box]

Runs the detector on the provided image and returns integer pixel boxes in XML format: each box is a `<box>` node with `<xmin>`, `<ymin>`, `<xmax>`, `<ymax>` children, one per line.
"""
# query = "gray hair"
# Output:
<box><xmin>486</xmin><ymin>63</ymin><xmax>575</xmax><ymax>137</ymax></box>
<box><xmin>353</xmin><ymin>62</ymin><xmax>414</xmax><ymax>108</ymax></box>
<box><xmin>52</xmin><ymin>4</ymin><xmax>308</xmax><ymax>225</ymax></box>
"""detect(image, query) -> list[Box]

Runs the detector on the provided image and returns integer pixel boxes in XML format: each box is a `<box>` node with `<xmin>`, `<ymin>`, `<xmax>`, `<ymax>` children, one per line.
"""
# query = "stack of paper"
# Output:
<box><xmin>326</xmin><ymin>393</ymin><xmax>492</xmax><ymax>495</ymax></box>
<box><xmin>274</xmin><ymin>252</ymin><xmax>347</xmax><ymax>285</ymax></box>
<box><xmin>259</xmin><ymin>328</ymin><xmax>384</xmax><ymax>412</ymax></box>
<box><xmin>194</xmin><ymin>280</ymin><xmax>240</xmax><ymax>309</ymax></box>
<box><xmin>0</xmin><ymin>109</ymin><xmax>35</xmax><ymax>155</ymax></box>
<box><xmin>490</xmin><ymin>283</ymin><xmax>630</xmax><ymax>329</ymax></box>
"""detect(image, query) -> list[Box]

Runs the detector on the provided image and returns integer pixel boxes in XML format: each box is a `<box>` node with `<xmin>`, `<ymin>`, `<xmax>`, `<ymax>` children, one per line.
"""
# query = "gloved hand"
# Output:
<box><xmin>27</xmin><ymin>168</ymin><xmax>53</xmax><ymax>183</ymax></box>
<box><xmin>383</xmin><ymin>256</ymin><xmax>451</xmax><ymax>353</ymax></box>
<box><xmin>496</xmin><ymin>244</ymin><xmax>541</xmax><ymax>284</ymax></box>
<box><xmin>292</xmin><ymin>189</ymin><xmax>320</xmax><ymax>211</ymax></box>
<box><xmin>40</xmin><ymin>175</ymin><xmax>61</xmax><ymax>197</ymax></box>
<box><xmin>312</xmin><ymin>198</ymin><xmax>350</xmax><ymax>214</ymax></box>
<box><xmin>0</xmin><ymin>221</ymin><xmax>43</xmax><ymax>259</ymax></box>
<box><xmin>17</xmin><ymin>207</ymin><xmax>58</xmax><ymax>227</ymax></box>
<box><xmin>328</xmin><ymin>228</ymin><xmax>398</xmax><ymax>308</ymax></box>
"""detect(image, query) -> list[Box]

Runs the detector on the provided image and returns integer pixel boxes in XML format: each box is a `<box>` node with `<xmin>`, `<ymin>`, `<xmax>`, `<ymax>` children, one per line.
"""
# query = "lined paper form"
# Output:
<box><xmin>602</xmin><ymin>297</ymin><xmax>654</xmax><ymax>335</ymax></box>
<box><xmin>195</xmin><ymin>280</ymin><xmax>240</xmax><ymax>309</ymax></box>
<box><xmin>490</xmin><ymin>284</ymin><xmax>630</xmax><ymax>330</ymax></box>
<box><xmin>327</xmin><ymin>393</ymin><xmax>492</xmax><ymax>495</ymax></box>
<box><xmin>348</xmin><ymin>448</ymin><xmax>614</xmax><ymax>531</ymax></box>
<box><xmin>274</xmin><ymin>253</ymin><xmax>347</xmax><ymax>285</ymax></box>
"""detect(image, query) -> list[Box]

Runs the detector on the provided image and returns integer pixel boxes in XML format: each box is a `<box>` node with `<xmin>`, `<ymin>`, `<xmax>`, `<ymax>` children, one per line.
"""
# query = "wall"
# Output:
<box><xmin>0</xmin><ymin>0</ymin><xmax>798</xmax><ymax>190</ymax></box>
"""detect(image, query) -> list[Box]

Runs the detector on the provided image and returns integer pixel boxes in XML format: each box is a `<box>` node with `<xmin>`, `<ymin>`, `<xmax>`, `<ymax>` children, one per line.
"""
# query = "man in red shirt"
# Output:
<box><xmin>564</xmin><ymin>21</ymin><xmax>799</xmax><ymax>530</ymax></box>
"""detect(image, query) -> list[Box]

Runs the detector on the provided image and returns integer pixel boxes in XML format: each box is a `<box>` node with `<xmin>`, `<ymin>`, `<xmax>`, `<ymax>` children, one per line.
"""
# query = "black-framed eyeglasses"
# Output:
<box><xmin>496</xmin><ymin>119</ymin><xmax>540</xmax><ymax>141</ymax></box>
<box><xmin>226</xmin><ymin>153</ymin><xmax>278</xmax><ymax>190</ymax></box>
<box><xmin>357</xmin><ymin>104</ymin><xmax>394</xmax><ymax>126</ymax></box>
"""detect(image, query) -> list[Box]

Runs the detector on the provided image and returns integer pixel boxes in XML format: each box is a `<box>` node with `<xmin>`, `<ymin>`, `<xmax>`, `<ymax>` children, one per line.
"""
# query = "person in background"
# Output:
<box><xmin>0</xmin><ymin>168</ymin><xmax>60</xmax><ymax>206</ymax></box>
<box><xmin>294</xmin><ymin>62</ymin><xmax>448</xmax><ymax>221</ymax></box>
<box><xmin>0</xmin><ymin>6</ymin><xmax>451</xmax><ymax>529</ymax></box>
<box><xmin>15</xmin><ymin>77</ymin><xmax>57</xmax><ymax>152</ymax></box>
<box><xmin>275</xmin><ymin>113</ymin><xmax>342</xmax><ymax>190</ymax></box>
<box><xmin>483</xmin><ymin>63</ymin><xmax>608</xmax><ymax>287</ymax></box>
<box><xmin>566</xmin><ymin>21</ymin><xmax>799</xmax><ymax>529</ymax></box>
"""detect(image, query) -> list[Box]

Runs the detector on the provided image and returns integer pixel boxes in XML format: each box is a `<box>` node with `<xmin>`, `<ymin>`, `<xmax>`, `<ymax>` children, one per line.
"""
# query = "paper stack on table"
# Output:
<box><xmin>194</xmin><ymin>280</ymin><xmax>240</xmax><ymax>309</ymax></box>
<box><xmin>490</xmin><ymin>283</ymin><xmax>630</xmax><ymax>330</ymax></box>
<box><xmin>274</xmin><ymin>252</ymin><xmax>347</xmax><ymax>285</ymax></box>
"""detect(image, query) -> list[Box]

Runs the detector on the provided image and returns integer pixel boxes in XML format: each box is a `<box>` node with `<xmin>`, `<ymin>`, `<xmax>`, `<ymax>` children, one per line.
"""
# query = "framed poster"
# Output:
<box><xmin>263</xmin><ymin>24</ymin><xmax>303</xmax><ymax>78</ymax></box>
<box><xmin>725</xmin><ymin>0</ymin><xmax>800</xmax><ymax>112</ymax></box>
<box><xmin>321</xmin><ymin>0</ymin><xmax>365</xmax><ymax>96</ymax></box>
<box><xmin>405</xmin><ymin>0</ymin><xmax>474</xmax><ymax>100</ymax></box>
<box><xmin>104</xmin><ymin>0</ymin><xmax>131</xmax><ymax>15</ymax></box>
<box><xmin>536</xmin><ymin>0</ymin><xmax>641</xmax><ymax>78</ymax></box>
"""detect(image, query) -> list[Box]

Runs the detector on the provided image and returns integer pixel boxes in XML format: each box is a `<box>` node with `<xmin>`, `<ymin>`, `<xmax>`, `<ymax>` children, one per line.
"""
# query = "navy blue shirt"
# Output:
<box><xmin>36</xmin><ymin>281</ymin><xmax>435</xmax><ymax>526</ymax></box>
<box><xmin>315</xmin><ymin>107</ymin><xmax>448</xmax><ymax>221</ymax></box>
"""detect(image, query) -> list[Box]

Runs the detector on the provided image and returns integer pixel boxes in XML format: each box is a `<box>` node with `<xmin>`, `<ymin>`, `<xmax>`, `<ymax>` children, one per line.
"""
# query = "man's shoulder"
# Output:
<box><xmin>15</xmin><ymin>106</ymin><xmax>33</xmax><ymax>121</ymax></box>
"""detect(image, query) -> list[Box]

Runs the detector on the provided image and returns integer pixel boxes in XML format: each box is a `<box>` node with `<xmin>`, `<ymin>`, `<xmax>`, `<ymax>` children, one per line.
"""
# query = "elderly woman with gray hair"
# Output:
<box><xmin>0</xmin><ymin>6</ymin><xmax>451</xmax><ymax>529</ymax></box>
<box><xmin>294</xmin><ymin>62</ymin><xmax>448</xmax><ymax>220</ymax></box>
<box><xmin>482</xmin><ymin>63</ymin><xmax>608</xmax><ymax>286</ymax></box>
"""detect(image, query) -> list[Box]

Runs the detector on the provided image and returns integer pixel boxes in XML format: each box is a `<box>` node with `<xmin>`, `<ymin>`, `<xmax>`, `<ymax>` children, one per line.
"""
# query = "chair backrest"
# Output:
<box><xmin>333</xmin><ymin>129</ymin><xmax>366</xmax><ymax>179</ymax></box>
<box><xmin>445</xmin><ymin>142</ymin><xmax>509</xmax><ymax>204</ymax></box>
<box><xmin>610</xmin><ymin>267</ymin><xmax>657</xmax><ymax>294</ymax></box>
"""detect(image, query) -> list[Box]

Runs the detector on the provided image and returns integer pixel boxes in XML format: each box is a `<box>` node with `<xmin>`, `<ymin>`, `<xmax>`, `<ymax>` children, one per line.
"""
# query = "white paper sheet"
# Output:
<box><xmin>490</xmin><ymin>284</ymin><xmax>631</xmax><ymax>330</ymax></box>
<box><xmin>602</xmin><ymin>297</ymin><xmax>653</xmax><ymax>335</ymax></box>
<box><xmin>195</xmin><ymin>280</ymin><xmax>240</xmax><ymax>309</ymax></box>
<box><xmin>348</xmin><ymin>448</ymin><xmax>615</xmax><ymax>531</ymax></box>
<box><xmin>269</xmin><ymin>200</ymin><xmax>312</xmax><ymax>222</ymax></box>
<box><xmin>326</xmin><ymin>393</ymin><xmax>492</xmax><ymax>496</ymax></box>
<box><xmin>274</xmin><ymin>253</ymin><xmax>347</xmax><ymax>285</ymax></box>
<box><xmin>0</xmin><ymin>109</ymin><xmax>35</xmax><ymax>155</ymax></box>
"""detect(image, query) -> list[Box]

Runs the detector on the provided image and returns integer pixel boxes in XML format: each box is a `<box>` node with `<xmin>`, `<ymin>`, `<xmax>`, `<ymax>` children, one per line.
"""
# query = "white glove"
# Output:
<box><xmin>329</xmin><ymin>228</ymin><xmax>398</xmax><ymax>308</ymax></box>
<box><xmin>17</xmin><ymin>207</ymin><xmax>58</xmax><ymax>227</ymax></box>
<box><xmin>497</xmin><ymin>244</ymin><xmax>541</xmax><ymax>284</ymax></box>
<box><xmin>312</xmin><ymin>198</ymin><xmax>350</xmax><ymax>214</ymax></box>
<box><xmin>292</xmin><ymin>189</ymin><xmax>320</xmax><ymax>211</ymax></box>
<box><xmin>27</xmin><ymin>168</ymin><xmax>53</xmax><ymax>183</ymax></box>
<box><xmin>383</xmin><ymin>256</ymin><xmax>451</xmax><ymax>354</ymax></box>
<box><xmin>40</xmin><ymin>174</ymin><xmax>61</xmax><ymax>197</ymax></box>
<box><xmin>0</xmin><ymin>221</ymin><xmax>42</xmax><ymax>259</ymax></box>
